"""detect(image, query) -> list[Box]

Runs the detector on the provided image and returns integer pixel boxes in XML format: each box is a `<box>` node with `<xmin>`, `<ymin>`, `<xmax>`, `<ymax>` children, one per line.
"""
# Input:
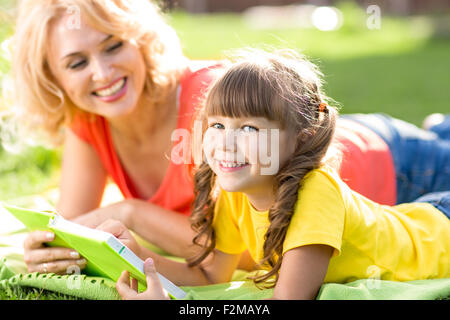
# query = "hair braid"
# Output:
<box><xmin>187</xmin><ymin>161</ymin><xmax>217</xmax><ymax>267</ymax></box>
<box><xmin>252</xmin><ymin>106</ymin><xmax>337</xmax><ymax>287</ymax></box>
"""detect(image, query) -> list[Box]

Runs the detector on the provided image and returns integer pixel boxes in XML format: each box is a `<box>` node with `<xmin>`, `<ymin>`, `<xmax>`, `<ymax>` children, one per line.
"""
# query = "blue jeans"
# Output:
<box><xmin>429</xmin><ymin>114</ymin><xmax>450</xmax><ymax>140</ymax></box>
<box><xmin>413</xmin><ymin>191</ymin><xmax>450</xmax><ymax>219</ymax></box>
<box><xmin>341</xmin><ymin>113</ymin><xmax>450</xmax><ymax>204</ymax></box>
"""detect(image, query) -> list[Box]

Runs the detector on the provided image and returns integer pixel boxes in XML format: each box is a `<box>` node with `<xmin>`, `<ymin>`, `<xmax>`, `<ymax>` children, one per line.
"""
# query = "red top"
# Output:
<box><xmin>336</xmin><ymin>119</ymin><xmax>397</xmax><ymax>205</ymax></box>
<box><xmin>70</xmin><ymin>63</ymin><xmax>224</xmax><ymax>215</ymax></box>
<box><xmin>71</xmin><ymin>64</ymin><xmax>397</xmax><ymax>217</ymax></box>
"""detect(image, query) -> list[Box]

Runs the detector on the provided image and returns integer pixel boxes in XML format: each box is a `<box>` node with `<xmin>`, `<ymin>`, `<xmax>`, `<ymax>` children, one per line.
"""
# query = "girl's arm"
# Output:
<box><xmin>96</xmin><ymin>220</ymin><xmax>240</xmax><ymax>299</ymax></box>
<box><xmin>139</xmin><ymin>245</ymin><xmax>240</xmax><ymax>286</ymax></box>
<box><xmin>272</xmin><ymin>244</ymin><xmax>334</xmax><ymax>300</ymax></box>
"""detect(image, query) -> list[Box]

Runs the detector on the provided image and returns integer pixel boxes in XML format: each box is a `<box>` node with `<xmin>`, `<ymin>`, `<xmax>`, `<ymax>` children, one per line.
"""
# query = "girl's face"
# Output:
<box><xmin>46</xmin><ymin>14</ymin><xmax>146</xmax><ymax>118</ymax></box>
<box><xmin>203</xmin><ymin>115</ymin><xmax>296</xmax><ymax>194</ymax></box>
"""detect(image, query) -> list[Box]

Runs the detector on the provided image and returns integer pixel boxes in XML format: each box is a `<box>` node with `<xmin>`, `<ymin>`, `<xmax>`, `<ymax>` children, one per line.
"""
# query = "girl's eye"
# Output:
<box><xmin>68</xmin><ymin>59</ymin><xmax>87</xmax><ymax>70</ymax></box>
<box><xmin>241</xmin><ymin>125</ymin><xmax>259</xmax><ymax>133</ymax></box>
<box><xmin>210</xmin><ymin>123</ymin><xmax>224</xmax><ymax>130</ymax></box>
<box><xmin>106</xmin><ymin>41</ymin><xmax>123</xmax><ymax>53</ymax></box>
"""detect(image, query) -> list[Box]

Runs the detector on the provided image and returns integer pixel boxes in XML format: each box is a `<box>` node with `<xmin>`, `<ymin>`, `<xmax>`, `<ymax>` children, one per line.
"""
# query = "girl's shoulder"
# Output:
<box><xmin>303</xmin><ymin>166</ymin><xmax>342</xmax><ymax>186</ymax></box>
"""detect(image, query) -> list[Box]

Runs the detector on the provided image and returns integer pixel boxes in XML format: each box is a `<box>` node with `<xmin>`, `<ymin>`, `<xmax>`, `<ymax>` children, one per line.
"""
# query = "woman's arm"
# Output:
<box><xmin>72</xmin><ymin>199</ymin><xmax>197</xmax><ymax>258</ymax></box>
<box><xmin>272</xmin><ymin>244</ymin><xmax>334</xmax><ymax>300</ymax></box>
<box><xmin>57</xmin><ymin>129</ymin><xmax>108</xmax><ymax>218</ymax></box>
<box><xmin>23</xmin><ymin>130</ymin><xmax>108</xmax><ymax>274</ymax></box>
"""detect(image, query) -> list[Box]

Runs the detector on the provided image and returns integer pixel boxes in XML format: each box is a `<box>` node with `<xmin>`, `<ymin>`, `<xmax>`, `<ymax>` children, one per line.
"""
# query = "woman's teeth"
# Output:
<box><xmin>219</xmin><ymin>161</ymin><xmax>248</xmax><ymax>168</ymax></box>
<box><xmin>94</xmin><ymin>78</ymin><xmax>126</xmax><ymax>97</ymax></box>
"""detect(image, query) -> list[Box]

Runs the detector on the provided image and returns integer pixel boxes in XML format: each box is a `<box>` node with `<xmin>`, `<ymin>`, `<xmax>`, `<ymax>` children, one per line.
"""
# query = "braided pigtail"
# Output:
<box><xmin>187</xmin><ymin>161</ymin><xmax>217</xmax><ymax>267</ymax></box>
<box><xmin>252</xmin><ymin>105</ymin><xmax>338</xmax><ymax>288</ymax></box>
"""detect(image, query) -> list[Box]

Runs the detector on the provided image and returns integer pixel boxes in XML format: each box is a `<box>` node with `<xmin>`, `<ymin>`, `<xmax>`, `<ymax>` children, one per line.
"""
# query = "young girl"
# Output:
<box><xmin>103</xmin><ymin>49</ymin><xmax>450</xmax><ymax>300</ymax></box>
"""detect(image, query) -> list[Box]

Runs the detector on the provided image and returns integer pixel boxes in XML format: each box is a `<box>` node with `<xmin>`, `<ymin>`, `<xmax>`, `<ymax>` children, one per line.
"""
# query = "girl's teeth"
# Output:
<box><xmin>95</xmin><ymin>78</ymin><xmax>125</xmax><ymax>97</ymax></box>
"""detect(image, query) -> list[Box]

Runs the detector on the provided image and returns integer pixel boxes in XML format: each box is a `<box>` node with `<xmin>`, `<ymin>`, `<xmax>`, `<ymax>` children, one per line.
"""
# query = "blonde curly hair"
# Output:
<box><xmin>11</xmin><ymin>0</ymin><xmax>186</xmax><ymax>144</ymax></box>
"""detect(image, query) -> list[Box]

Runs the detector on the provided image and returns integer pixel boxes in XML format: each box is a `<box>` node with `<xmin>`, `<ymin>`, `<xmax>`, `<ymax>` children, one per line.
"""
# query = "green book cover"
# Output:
<box><xmin>1</xmin><ymin>203</ymin><xmax>186</xmax><ymax>299</ymax></box>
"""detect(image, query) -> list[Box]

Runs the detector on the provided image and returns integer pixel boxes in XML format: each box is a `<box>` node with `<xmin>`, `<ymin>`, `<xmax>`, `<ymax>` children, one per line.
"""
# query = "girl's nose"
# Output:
<box><xmin>223</xmin><ymin>129</ymin><xmax>237</xmax><ymax>152</ymax></box>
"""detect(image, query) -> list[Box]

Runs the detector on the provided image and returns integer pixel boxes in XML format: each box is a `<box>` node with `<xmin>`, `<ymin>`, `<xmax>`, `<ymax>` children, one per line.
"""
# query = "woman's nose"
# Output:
<box><xmin>91</xmin><ymin>57</ymin><xmax>113</xmax><ymax>83</ymax></box>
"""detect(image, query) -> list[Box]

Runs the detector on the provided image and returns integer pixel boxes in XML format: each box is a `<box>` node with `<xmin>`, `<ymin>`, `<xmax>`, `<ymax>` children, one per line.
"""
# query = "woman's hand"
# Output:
<box><xmin>23</xmin><ymin>231</ymin><xmax>87</xmax><ymax>274</ymax></box>
<box><xmin>95</xmin><ymin>219</ymin><xmax>142</xmax><ymax>259</ymax></box>
<box><xmin>71</xmin><ymin>200</ymin><xmax>136</xmax><ymax>229</ymax></box>
<box><xmin>116</xmin><ymin>258</ymin><xmax>170</xmax><ymax>300</ymax></box>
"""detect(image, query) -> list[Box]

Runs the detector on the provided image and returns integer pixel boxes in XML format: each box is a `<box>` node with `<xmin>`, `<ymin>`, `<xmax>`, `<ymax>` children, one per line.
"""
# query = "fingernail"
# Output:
<box><xmin>76</xmin><ymin>258</ymin><xmax>86</xmax><ymax>265</ymax></box>
<box><xmin>46</xmin><ymin>232</ymin><xmax>55</xmax><ymax>240</ymax></box>
<box><xmin>145</xmin><ymin>258</ymin><xmax>154</xmax><ymax>266</ymax></box>
<box><xmin>70</xmin><ymin>251</ymin><xmax>80</xmax><ymax>259</ymax></box>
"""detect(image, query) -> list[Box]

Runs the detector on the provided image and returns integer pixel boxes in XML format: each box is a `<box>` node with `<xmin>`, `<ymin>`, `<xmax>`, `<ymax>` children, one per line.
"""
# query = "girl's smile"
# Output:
<box><xmin>204</xmin><ymin>115</ymin><xmax>295</xmax><ymax>197</ymax></box>
<box><xmin>217</xmin><ymin>159</ymin><xmax>250</xmax><ymax>172</ymax></box>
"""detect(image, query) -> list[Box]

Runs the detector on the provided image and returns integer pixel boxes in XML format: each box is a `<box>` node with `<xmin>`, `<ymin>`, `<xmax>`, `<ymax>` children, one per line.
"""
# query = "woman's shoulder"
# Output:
<box><xmin>176</xmin><ymin>60</ymin><xmax>228</xmax><ymax>121</ymax></box>
<box><xmin>181</xmin><ymin>60</ymin><xmax>226</xmax><ymax>87</ymax></box>
<box><xmin>69</xmin><ymin>111</ymin><xmax>104</xmax><ymax>143</ymax></box>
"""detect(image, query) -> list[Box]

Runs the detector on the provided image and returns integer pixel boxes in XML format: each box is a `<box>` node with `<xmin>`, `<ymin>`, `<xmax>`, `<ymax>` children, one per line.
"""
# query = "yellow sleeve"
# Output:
<box><xmin>283</xmin><ymin>169</ymin><xmax>346</xmax><ymax>257</ymax></box>
<box><xmin>212</xmin><ymin>191</ymin><xmax>247</xmax><ymax>255</ymax></box>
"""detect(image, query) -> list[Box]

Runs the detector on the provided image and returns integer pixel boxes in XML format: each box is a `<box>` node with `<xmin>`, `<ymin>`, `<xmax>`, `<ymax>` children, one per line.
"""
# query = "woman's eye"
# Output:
<box><xmin>106</xmin><ymin>41</ymin><xmax>123</xmax><ymax>53</ymax></box>
<box><xmin>242</xmin><ymin>125</ymin><xmax>258</xmax><ymax>133</ymax></box>
<box><xmin>68</xmin><ymin>59</ymin><xmax>87</xmax><ymax>70</ymax></box>
<box><xmin>210</xmin><ymin>123</ymin><xmax>224</xmax><ymax>130</ymax></box>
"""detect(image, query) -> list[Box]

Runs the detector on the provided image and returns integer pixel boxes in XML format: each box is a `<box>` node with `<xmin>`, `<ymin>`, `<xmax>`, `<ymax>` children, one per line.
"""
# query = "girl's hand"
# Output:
<box><xmin>95</xmin><ymin>219</ymin><xmax>142</xmax><ymax>258</ymax></box>
<box><xmin>71</xmin><ymin>200</ymin><xmax>135</xmax><ymax>229</ymax></box>
<box><xmin>23</xmin><ymin>231</ymin><xmax>87</xmax><ymax>274</ymax></box>
<box><xmin>116</xmin><ymin>258</ymin><xmax>170</xmax><ymax>300</ymax></box>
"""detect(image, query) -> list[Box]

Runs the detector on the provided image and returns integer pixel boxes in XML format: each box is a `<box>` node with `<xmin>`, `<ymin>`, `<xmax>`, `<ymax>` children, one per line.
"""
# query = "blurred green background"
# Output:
<box><xmin>0</xmin><ymin>0</ymin><xmax>449</xmax><ymax>201</ymax></box>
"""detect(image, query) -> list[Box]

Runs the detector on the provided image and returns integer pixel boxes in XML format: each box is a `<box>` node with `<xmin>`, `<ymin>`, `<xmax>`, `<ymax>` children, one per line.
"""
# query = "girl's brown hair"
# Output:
<box><xmin>188</xmin><ymin>49</ymin><xmax>338</xmax><ymax>287</ymax></box>
<box><xmin>11</xmin><ymin>0</ymin><xmax>186</xmax><ymax>144</ymax></box>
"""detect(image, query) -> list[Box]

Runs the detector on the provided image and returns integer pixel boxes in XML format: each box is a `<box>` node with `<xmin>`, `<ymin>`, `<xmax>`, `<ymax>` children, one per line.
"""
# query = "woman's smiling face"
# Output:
<box><xmin>46</xmin><ymin>14</ymin><xmax>146</xmax><ymax>118</ymax></box>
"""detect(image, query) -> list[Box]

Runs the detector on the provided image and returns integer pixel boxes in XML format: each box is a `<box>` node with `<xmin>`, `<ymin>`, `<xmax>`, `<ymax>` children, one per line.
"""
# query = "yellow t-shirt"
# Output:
<box><xmin>212</xmin><ymin>166</ymin><xmax>450</xmax><ymax>283</ymax></box>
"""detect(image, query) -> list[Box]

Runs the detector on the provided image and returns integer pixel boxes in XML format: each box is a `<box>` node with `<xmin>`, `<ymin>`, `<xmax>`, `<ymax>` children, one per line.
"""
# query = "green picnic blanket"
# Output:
<box><xmin>1</xmin><ymin>258</ymin><xmax>450</xmax><ymax>300</ymax></box>
<box><xmin>1</xmin><ymin>196</ymin><xmax>449</xmax><ymax>300</ymax></box>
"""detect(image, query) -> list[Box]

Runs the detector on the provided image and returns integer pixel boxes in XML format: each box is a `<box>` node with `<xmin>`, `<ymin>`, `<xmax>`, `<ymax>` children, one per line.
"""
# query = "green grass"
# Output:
<box><xmin>0</xmin><ymin>145</ymin><xmax>61</xmax><ymax>201</ymax></box>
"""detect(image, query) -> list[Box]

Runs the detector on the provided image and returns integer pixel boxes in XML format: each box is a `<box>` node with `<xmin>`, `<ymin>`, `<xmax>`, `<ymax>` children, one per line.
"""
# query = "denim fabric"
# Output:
<box><xmin>429</xmin><ymin>115</ymin><xmax>450</xmax><ymax>140</ymax></box>
<box><xmin>413</xmin><ymin>191</ymin><xmax>450</xmax><ymax>219</ymax></box>
<box><xmin>341</xmin><ymin>113</ymin><xmax>450</xmax><ymax>204</ymax></box>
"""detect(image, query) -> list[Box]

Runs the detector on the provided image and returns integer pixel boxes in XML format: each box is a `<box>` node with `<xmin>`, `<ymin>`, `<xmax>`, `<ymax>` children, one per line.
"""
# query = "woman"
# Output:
<box><xmin>14</xmin><ymin>0</ymin><xmax>222</xmax><ymax>274</ymax></box>
<box><xmin>12</xmin><ymin>0</ymin><xmax>449</xmax><ymax>275</ymax></box>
